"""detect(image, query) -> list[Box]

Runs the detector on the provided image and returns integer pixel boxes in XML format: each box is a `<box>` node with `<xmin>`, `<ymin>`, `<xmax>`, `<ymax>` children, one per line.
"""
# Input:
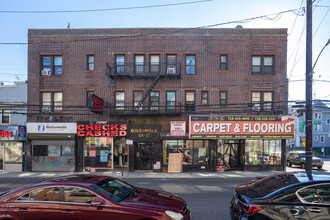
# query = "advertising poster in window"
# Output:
<box><xmin>89</xmin><ymin>150</ymin><xmax>96</xmax><ymax>157</ymax></box>
<box><xmin>100</xmin><ymin>150</ymin><xmax>108</xmax><ymax>162</ymax></box>
<box><xmin>84</xmin><ymin>137</ymin><xmax>113</xmax><ymax>169</ymax></box>
<box><xmin>189</xmin><ymin>115</ymin><xmax>295</xmax><ymax>139</ymax></box>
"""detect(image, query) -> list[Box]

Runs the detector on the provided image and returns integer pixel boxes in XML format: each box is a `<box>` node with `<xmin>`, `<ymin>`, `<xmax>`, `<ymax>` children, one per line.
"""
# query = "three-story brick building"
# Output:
<box><xmin>27</xmin><ymin>27</ymin><xmax>292</xmax><ymax>172</ymax></box>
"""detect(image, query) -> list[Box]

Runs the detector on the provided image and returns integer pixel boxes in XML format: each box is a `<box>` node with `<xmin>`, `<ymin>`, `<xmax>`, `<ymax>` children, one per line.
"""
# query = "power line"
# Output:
<box><xmin>0</xmin><ymin>0</ymin><xmax>213</xmax><ymax>14</ymax></box>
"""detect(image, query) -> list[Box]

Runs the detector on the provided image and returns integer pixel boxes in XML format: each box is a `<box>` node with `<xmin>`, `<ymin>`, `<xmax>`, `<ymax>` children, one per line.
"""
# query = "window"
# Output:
<box><xmin>252</xmin><ymin>91</ymin><xmax>273</xmax><ymax>111</ymax></box>
<box><xmin>220</xmin><ymin>54</ymin><xmax>228</xmax><ymax>70</ymax></box>
<box><xmin>33</xmin><ymin>145</ymin><xmax>74</xmax><ymax>157</ymax></box>
<box><xmin>186</xmin><ymin>55</ymin><xmax>196</xmax><ymax>75</ymax></box>
<box><xmin>41</xmin><ymin>55</ymin><xmax>63</xmax><ymax>75</ymax></box>
<box><xmin>252</xmin><ymin>55</ymin><xmax>274</xmax><ymax>75</ymax></box>
<box><xmin>16</xmin><ymin>187</ymin><xmax>61</xmax><ymax>202</ymax></box>
<box><xmin>201</xmin><ymin>91</ymin><xmax>208</xmax><ymax>106</ymax></box>
<box><xmin>64</xmin><ymin>187</ymin><xmax>98</xmax><ymax>204</ymax></box>
<box><xmin>150</xmin><ymin>91</ymin><xmax>159</xmax><ymax>110</ymax></box>
<box><xmin>166</xmin><ymin>55</ymin><xmax>177</xmax><ymax>74</ymax></box>
<box><xmin>115</xmin><ymin>91</ymin><xmax>125</xmax><ymax>110</ymax></box>
<box><xmin>314</xmin><ymin>136</ymin><xmax>318</xmax><ymax>142</ymax></box>
<box><xmin>115</xmin><ymin>55</ymin><xmax>125</xmax><ymax>74</ymax></box>
<box><xmin>166</xmin><ymin>91</ymin><xmax>176</xmax><ymax>110</ymax></box>
<box><xmin>314</xmin><ymin>112</ymin><xmax>322</xmax><ymax>120</ymax></box>
<box><xmin>87</xmin><ymin>55</ymin><xmax>94</xmax><ymax>71</ymax></box>
<box><xmin>320</xmin><ymin>136</ymin><xmax>325</xmax><ymax>143</ymax></box>
<box><xmin>245</xmin><ymin>140</ymin><xmax>281</xmax><ymax>165</ymax></box>
<box><xmin>185</xmin><ymin>91</ymin><xmax>195</xmax><ymax>111</ymax></box>
<box><xmin>314</xmin><ymin>124</ymin><xmax>322</xmax><ymax>131</ymax></box>
<box><xmin>220</xmin><ymin>91</ymin><xmax>227</xmax><ymax>106</ymax></box>
<box><xmin>1</xmin><ymin>109</ymin><xmax>10</xmax><ymax>124</ymax></box>
<box><xmin>86</xmin><ymin>91</ymin><xmax>93</xmax><ymax>107</ymax></box>
<box><xmin>134</xmin><ymin>55</ymin><xmax>144</xmax><ymax>74</ymax></box>
<box><xmin>133</xmin><ymin>91</ymin><xmax>143</xmax><ymax>110</ymax></box>
<box><xmin>327</xmin><ymin>118</ymin><xmax>330</xmax><ymax>125</ymax></box>
<box><xmin>41</xmin><ymin>92</ymin><xmax>62</xmax><ymax>112</ymax></box>
<box><xmin>150</xmin><ymin>55</ymin><xmax>160</xmax><ymax>74</ymax></box>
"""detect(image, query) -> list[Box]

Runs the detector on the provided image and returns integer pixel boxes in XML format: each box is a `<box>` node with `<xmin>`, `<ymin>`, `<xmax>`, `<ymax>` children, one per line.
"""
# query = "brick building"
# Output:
<box><xmin>27</xmin><ymin>27</ymin><xmax>293</xmax><ymax>172</ymax></box>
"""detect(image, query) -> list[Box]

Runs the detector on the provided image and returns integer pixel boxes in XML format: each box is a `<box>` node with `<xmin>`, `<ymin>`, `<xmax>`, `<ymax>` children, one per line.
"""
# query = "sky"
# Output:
<box><xmin>0</xmin><ymin>0</ymin><xmax>329</xmax><ymax>102</ymax></box>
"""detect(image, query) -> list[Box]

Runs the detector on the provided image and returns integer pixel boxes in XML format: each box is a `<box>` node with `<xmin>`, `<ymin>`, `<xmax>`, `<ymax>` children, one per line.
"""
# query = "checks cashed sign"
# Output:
<box><xmin>189</xmin><ymin>116</ymin><xmax>295</xmax><ymax>139</ymax></box>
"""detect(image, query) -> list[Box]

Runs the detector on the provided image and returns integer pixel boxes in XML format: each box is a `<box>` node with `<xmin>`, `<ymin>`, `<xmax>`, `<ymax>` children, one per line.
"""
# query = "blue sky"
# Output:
<box><xmin>0</xmin><ymin>0</ymin><xmax>329</xmax><ymax>101</ymax></box>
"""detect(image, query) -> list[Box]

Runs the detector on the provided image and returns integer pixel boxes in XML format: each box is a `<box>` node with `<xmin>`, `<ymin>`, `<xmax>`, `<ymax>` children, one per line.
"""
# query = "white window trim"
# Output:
<box><xmin>314</xmin><ymin>136</ymin><xmax>318</xmax><ymax>141</ymax></box>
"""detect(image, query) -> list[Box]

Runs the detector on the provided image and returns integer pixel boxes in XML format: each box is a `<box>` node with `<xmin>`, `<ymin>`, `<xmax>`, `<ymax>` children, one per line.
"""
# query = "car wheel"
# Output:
<box><xmin>301</xmin><ymin>163</ymin><xmax>305</xmax><ymax>169</ymax></box>
<box><xmin>287</xmin><ymin>161</ymin><xmax>292</xmax><ymax>167</ymax></box>
<box><xmin>318</xmin><ymin>166</ymin><xmax>322</xmax><ymax>170</ymax></box>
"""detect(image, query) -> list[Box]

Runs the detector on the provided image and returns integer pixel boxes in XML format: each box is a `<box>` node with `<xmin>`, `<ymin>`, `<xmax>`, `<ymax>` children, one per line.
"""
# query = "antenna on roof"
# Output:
<box><xmin>67</xmin><ymin>22</ymin><xmax>70</xmax><ymax>29</ymax></box>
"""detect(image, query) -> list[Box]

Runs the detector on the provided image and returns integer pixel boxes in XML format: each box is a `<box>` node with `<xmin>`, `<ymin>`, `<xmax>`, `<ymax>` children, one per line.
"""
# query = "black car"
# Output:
<box><xmin>230</xmin><ymin>172</ymin><xmax>330</xmax><ymax>220</ymax></box>
<box><xmin>286</xmin><ymin>151</ymin><xmax>324</xmax><ymax>169</ymax></box>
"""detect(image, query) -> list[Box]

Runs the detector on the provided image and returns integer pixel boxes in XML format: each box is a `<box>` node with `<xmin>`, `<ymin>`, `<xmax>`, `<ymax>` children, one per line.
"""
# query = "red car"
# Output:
<box><xmin>0</xmin><ymin>174</ymin><xmax>190</xmax><ymax>220</ymax></box>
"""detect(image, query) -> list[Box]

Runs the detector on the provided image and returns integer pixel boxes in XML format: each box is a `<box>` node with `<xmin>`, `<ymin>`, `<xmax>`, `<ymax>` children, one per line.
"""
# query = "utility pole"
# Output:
<box><xmin>305</xmin><ymin>0</ymin><xmax>313</xmax><ymax>172</ymax></box>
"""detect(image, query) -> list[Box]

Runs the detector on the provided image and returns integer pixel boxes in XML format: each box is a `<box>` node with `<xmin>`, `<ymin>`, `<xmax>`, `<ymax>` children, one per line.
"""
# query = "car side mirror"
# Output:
<box><xmin>91</xmin><ymin>198</ymin><xmax>106</xmax><ymax>206</ymax></box>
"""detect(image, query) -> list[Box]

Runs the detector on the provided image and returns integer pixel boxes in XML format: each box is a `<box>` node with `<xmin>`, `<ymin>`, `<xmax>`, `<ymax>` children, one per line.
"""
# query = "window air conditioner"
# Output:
<box><xmin>41</xmin><ymin>70</ymin><xmax>51</xmax><ymax>76</ymax></box>
<box><xmin>167</xmin><ymin>68</ymin><xmax>176</xmax><ymax>74</ymax></box>
<box><xmin>42</xmin><ymin>106</ymin><xmax>51</xmax><ymax>112</ymax></box>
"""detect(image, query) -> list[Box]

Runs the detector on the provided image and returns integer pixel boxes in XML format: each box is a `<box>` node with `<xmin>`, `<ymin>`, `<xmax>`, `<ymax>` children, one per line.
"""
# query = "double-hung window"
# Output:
<box><xmin>166</xmin><ymin>55</ymin><xmax>177</xmax><ymax>74</ymax></box>
<box><xmin>220</xmin><ymin>91</ymin><xmax>227</xmax><ymax>106</ymax></box>
<box><xmin>133</xmin><ymin>91</ymin><xmax>143</xmax><ymax>110</ymax></box>
<box><xmin>150</xmin><ymin>91</ymin><xmax>159</xmax><ymax>110</ymax></box>
<box><xmin>201</xmin><ymin>91</ymin><xmax>208</xmax><ymax>106</ymax></box>
<box><xmin>166</xmin><ymin>91</ymin><xmax>176</xmax><ymax>110</ymax></box>
<box><xmin>115</xmin><ymin>55</ymin><xmax>125</xmax><ymax>74</ymax></box>
<box><xmin>186</xmin><ymin>55</ymin><xmax>196</xmax><ymax>75</ymax></box>
<box><xmin>87</xmin><ymin>55</ymin><xmax>94</xmax><ymax>71</ymax></box>
<box><xmin>185</xmin><ymin>91</ymin><xmax>195</xmax><ymax>111</ymax></box>
<box><xmin>1</xmin><ymin>109</ymin><xmax>10</xmax><ymax>124</ymax></box>
<box><xmin>134</xmin><ymin>55</ymin><xmax>144</xmax><ymax>74</ymax></box>
<box><xmin>252</xmin><ymin>91</ymin><xmax>273</xmax><ymax>111</ymax></box>
<box><xmin>150</xmin><ymin>55</ymin><xmax>160</xmax><ymax>74</ymax></box>
<box><xmin>41</xmin><ymin>55</ymin><xmax>63</xmax><ymax>75</ymax></box>
<box><xmin>220</xmin><ymin>54</ymin><xmax>228</xmax><ymax>70</ymax></box>
<box><xmin>252</xmin><ymin>55</ymin><xmax>274</xmax><ymax>75</ymax></box>
<box><xmin>41</xmin><ymin>92</ymin><xmax>62</xmax><ymax>112</ymax></box>
<box><xmin>115</xmin><ymin>91</ymin><xmax>125</xmax><ymax>110</ymax></box>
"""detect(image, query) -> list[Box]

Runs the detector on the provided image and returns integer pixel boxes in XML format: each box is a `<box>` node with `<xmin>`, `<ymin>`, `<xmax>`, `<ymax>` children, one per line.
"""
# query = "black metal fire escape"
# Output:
<box><xmin>134</xmin><ymin>75</ymin><xmax>161</xmax><ymax>110</ymax></box>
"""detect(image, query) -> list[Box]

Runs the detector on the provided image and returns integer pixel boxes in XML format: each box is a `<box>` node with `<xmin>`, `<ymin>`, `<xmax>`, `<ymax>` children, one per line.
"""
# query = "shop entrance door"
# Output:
<box><xmin>135</xmin><ymin>143</ymin><xmax>153</xmax><ymax>170</ymax></box>
<box><xmin>0</xmin><ymin>144</ymin><xmax>4</xmax><ymax>171</ymax></box>
<box><xmin>223</xmin><ymin>143</ymin><xmax>241</xmax><ymax>171</ymax></box>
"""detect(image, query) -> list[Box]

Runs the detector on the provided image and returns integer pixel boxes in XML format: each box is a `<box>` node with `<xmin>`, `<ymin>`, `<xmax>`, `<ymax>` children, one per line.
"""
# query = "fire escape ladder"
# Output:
<box><xmin>135</xmin><ymin>75</ymin><xmax>161</xmax><ymax>110</ymax></box>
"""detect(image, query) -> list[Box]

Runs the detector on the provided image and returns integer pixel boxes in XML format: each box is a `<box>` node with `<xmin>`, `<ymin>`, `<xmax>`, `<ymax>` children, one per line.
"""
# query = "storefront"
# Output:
<box><xmin>76</xmin><ymin>121</ymin><xmax>129</xmax><ymax>171</ymax></box>
<box><xmin>129</xmin><ymin>124</ymin><xmax>161</xmax><ymax>171</ymax></box>
<box><xmin>188</xmin><ymin>115</ymin><xmax>295</xmax><ymax>171</ymax></box>
<box><xmin>26</xmin><ymin>122</ymin><xmax>77</xmax><ymax>172</ymax></box>
<box><xmin>0</xmin><ymin>126</ymin><xmax>26</xmax><ymax>172</ymax></box>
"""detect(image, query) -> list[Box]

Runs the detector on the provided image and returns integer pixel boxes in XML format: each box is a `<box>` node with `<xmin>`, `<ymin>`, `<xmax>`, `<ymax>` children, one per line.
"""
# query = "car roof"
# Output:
<box><xmin>40</xmin><ymin>174</ymin><xmax>111</xmax><ymax>185</ymax></box>
<box><xmin>237</xmin><ymin>172</ymin><xmax>330</xmax><ymax>199</ymax></box>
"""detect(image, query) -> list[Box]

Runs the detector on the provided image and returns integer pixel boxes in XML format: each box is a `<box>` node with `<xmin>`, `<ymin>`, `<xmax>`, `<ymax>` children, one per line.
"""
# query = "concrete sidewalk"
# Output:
<box><xmin>0</xmin><ymin>167</ymin><xmax>306</xmax><ymax>179</ymax></box>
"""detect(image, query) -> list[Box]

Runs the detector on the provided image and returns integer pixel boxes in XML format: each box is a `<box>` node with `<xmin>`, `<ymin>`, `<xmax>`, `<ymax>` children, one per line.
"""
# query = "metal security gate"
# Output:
<box><xmin>0</xmin><ymin>144</ymin><xmax>4</xmax><ymax>171</ymax></box>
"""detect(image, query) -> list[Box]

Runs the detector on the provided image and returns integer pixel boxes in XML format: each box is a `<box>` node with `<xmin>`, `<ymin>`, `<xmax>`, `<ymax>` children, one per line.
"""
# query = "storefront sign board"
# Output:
<box><xmin>27</xmin><ymin>123</ymin><xmax>77</xmax><ymax>134</ymax></box>
<box><xmin>77</xmin><ymin>121</ymin><xmax>129</xmax><ymax>137</ymax></box>
<box><xmin>130</xmin><ymin>124</ymin><xmax>160</xmax><ymax>142</ymax></box>
<box><xmin>168</xmin><ymin>153</ymin><xmax>183</xmax><ymax>173</ymax></box>
<box><xmin>170</xmin><ymin>121</ymin><xmax>186</xmax><ymax>136</ymax></box>
<box><xmin>0</xmin><ymin>126</ymin><xmax>26</xmax><ymax>141</ymax></box>
<box><xmin>189</xmin><ymin>115</ymin><xmax>295</xmax><ymax>139</ymax></box>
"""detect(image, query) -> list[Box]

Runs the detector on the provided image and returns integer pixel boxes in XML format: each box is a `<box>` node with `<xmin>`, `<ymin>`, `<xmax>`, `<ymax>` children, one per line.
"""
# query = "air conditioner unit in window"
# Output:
<box><xmin>41</xmin><ymin>70</ymin><xmax>51</xmax><ymax>76</ymax></box>
<box><xmin>42</xmin><ymin>106</ymin><xmax>51</xmax><ymax>112</ymax></box>
<box><xmin>167</xmin><ymin>68</ymin><xmax>176</xmax><ymax>74</ymax></box>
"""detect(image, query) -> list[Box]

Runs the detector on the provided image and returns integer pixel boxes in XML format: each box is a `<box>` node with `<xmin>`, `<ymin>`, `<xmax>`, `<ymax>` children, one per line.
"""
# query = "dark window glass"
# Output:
<box><xmin>220</xmin><ymin>91</ymin><xmax>227</xmax><ymax>106</ymax></box>
<box><xmin>134</xmin><ymin>91</ymin><xmax>143</xmax><ymax>110</ymax></box>
<box><xmin>135</xmin><ymin>55</ymin><xmax>144</xmax><ymax>74</ymax></box>
<box><xmin>41</xmin><ymin>56</ymin><xmax>63</xmax><ymax>75</ymax></box>
<box><xmin>63</xmin><ymin>187</ymin><xmax>98</xmax><ymax>204</ymax></box>
<box><xmin>252</xmin><ymin>55</ymin><xmax>274</xmax><ymax>75</ymax></box>
<box><xmin>166</xmin><ymin>91</ymin><xmax>176</xmax><ymax>110</ymax></box>
<box><xmin>220</xmin><ymin>55</ymin><xmax>228</xmax><ymax>70</ymax></box>
<box><xmin>16</xmin><ymin>187</ymin><xmax>61</xmax><ymax>202</ymax></box>
<box><xmin>150</xmin><ymin>91</ymin><xmax>159</xmax><ymax>110</ymax></box>
<box><xmin>185</xmin><ymin>91</ymin><xmax>195</xmax><ymax>111</ymax></box>
<box><xmin>1</xmin><ymin>109</ymin><xmax>10</xmax><ymax>124</ymax></box>
<box><xmin>150</xmin><ymin>55</ymin><xmax>160</xmax><ymax>74</ymax></box>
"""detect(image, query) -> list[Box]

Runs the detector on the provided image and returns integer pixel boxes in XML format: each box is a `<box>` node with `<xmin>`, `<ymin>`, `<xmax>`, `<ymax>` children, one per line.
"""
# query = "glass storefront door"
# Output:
<box><xmin>135</xmin><ymin>143</ymin><xmax>153</xmax><ymax>170</ymax></box>
<box><xmin>0</xmin><ymin>144</ymin><xmax>4</xmax><ymax>171</ymax></box>
<box><xmin>218</xmin><ymin>140</ymin><xmax>242</xmax><ymax>171</ymax></box>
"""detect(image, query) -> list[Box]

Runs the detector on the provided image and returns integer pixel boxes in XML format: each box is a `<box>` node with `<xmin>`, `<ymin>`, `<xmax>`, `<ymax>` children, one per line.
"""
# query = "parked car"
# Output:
<box><xmin>230</xmin><ymin>172</ymin><xmax>330</xmax><ymax>220</ymax></box>
<box><xmin>286</xmin><ymin>151</ymin><xmax>324</xmax><ymax>169</ymax></box>
<box><xmin>0</xmin><ymin>174</ymin><xmax>190</xmax><ymax>220</ymax></box>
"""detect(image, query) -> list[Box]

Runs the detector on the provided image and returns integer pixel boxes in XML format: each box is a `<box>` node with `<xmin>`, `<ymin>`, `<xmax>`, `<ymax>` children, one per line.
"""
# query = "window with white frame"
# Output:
<box><xmin>252</xmin><ymin>91</ymin><xmax>273</xmax><ymax>111</ymax></box>
<box><xmin>220</xmin><ymin>54</ymin><xmax>228</xmax><ymax>70</ymax></box>
<box><xmin>320</xmin><ymin>136</ymin><xmax>325</xmax><ymax>143</ymax></box>
<box><xmin>115</xmin><ymin>91</ymin><xmax>125</xmax><ymax>110</ymax></box>
<box><xmin>166</xmin><ymin>55</ymin><xmax>177</xmax><ymax>74</ymax></box>
<box><xmin>327</xmin><ymin>118</ymin><xmax>330</xmax><ymax>125</ymax></box>
<box><xmin>1</xmin><ymin>109</ymin><xmax>10</xmax><ymax>124</ymax></box>
<box><xmin>314</xmin><ymin>136</ymin><xmax>318</xmax><ymax>142</ymax></box>
<box><xmin>134</xmin><ymin>55</ymin><xmax>145</xmax><ymax>74</ymax></box>
<box><xmin>87</xmin><ymin>55</ymin><xmax>94</xmax><ymax>71</ymax></box>
<box><xmin>150</xmin><ymin>55</ymin><xmax>160</xmax><ymax>74</ymax></box>
<box><xmin>314</xmin><ymin>112</ymin><xmax>322</xmax><ymax>119</ymax></box>
<box><xmin>41</xmin><ymin>92</ymin><xmax>62</xmax><ymax>112</ymax></box>
<box><xmin>186</xmin><ymin>55</ymin><xmax>196</xmax><ymax>75</ymax></box>
<box><xmin>115</xmin><ymin>55</ymin><xmax>125</xmax><ymax>73</ymax></box>
<box><xmin>313</xmin><ymin>124</ymin><xmax>322</xmax><ymax>131</ymax></box>
<box><xmin>252</xmin><ymin>55</ymin><xmax>274</xmax><ymax>75</ymax></box>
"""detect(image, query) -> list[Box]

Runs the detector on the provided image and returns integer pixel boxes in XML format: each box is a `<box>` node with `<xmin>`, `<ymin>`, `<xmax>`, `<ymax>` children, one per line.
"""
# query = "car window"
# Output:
<box><xmin>296</xmin><ymin>186</ymin><xmax>323</xmax><ymax>204</ymax></box>
<box><xmin>315</xmin><ymin>184</ymin><xmax>330</xmax><ymax>204</ymax></box>
<box><xmin>63</xmin><ymin>187</ymin><xmax>98</xmax><ymax>204</ymax></box>
<box><xmin>16</xmin><ymin>187</ymin><xmax>61</xmax><ymax>202</ymax></box>
<box><xmin>274</xmin><ymin>189</ymin><xmax>300</xmax><ymax>203</ymax></box>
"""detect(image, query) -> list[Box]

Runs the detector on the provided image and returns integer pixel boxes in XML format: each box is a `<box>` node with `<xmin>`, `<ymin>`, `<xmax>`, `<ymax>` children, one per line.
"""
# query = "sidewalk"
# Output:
<box><xmin>0</xmin><ymin>167</ymin><xmax>305</xmax><ymax>179</ymax></box>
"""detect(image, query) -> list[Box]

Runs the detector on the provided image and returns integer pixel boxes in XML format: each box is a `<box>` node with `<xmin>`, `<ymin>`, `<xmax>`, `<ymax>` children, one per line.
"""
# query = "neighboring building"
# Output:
<box><xmin>0</xmin><ymin>81</ymin><xmax>27</xmax><ymax>172</ymax></box>
<box><xmin>27</xmin><ymin>27</ymin><xmax>291</xmax><ymax>172</ymax></box>
<box><xmin>293</xmin><ymin>100</ymin><xmax>330</xmax><ymax>157</ymax></box>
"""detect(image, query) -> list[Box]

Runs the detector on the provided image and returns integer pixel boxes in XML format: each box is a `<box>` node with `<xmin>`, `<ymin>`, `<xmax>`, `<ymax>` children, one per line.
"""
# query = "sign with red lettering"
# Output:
<box><xmin>77</xmin><ymin>121</ymin><xmax>129</xmax><ymax>137</ymax></box>
<box><xmin>170</xmin><ymin>121</ymin><xmax>186</xmax><ymax>136</ymax></box>
<box><xmin>0</xmin><ymin>126</ymin><xmax>25</xmax><ymax>141</ymax></box>
<box><xmin>189</xmin><ymin>116</ymin><xmax>295</xmax><ymax>139</ymax></box>
<box><xmin>88</xmin><ymin>94</ymin><xmax>103</xmax><ymax>115</ymax></box>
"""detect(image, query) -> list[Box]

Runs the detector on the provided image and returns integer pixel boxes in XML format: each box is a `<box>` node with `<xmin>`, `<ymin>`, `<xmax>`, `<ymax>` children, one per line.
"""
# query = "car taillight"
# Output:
<box><xmin>238</xmin><ymin>201</ymin><xmax>264</xmax><ymax>214</ymax></box>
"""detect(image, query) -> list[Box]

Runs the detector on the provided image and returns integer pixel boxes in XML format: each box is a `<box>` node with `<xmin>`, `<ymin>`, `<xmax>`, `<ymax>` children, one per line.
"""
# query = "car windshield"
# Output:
<box><xmin>91</xmin><ymin>178</ymin><xmax>137</xmax><ymax>202</ymax></box>
<box><xmin>298</xmin><ymin>153</ymin><xmax>306</xmax><ymax>158</ymax></box>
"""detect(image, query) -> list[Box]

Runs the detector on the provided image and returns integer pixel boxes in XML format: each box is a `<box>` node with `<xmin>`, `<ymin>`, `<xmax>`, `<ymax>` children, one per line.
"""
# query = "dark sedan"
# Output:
<box><xmin>230</xmin><ymin>172</ymin><xmax>330</xmax><ymax>220</ymax></box>
<box><xmin>0</xmin><ymin>174</ymin><xmax>190</xmax><ymax>220</ymax></box>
